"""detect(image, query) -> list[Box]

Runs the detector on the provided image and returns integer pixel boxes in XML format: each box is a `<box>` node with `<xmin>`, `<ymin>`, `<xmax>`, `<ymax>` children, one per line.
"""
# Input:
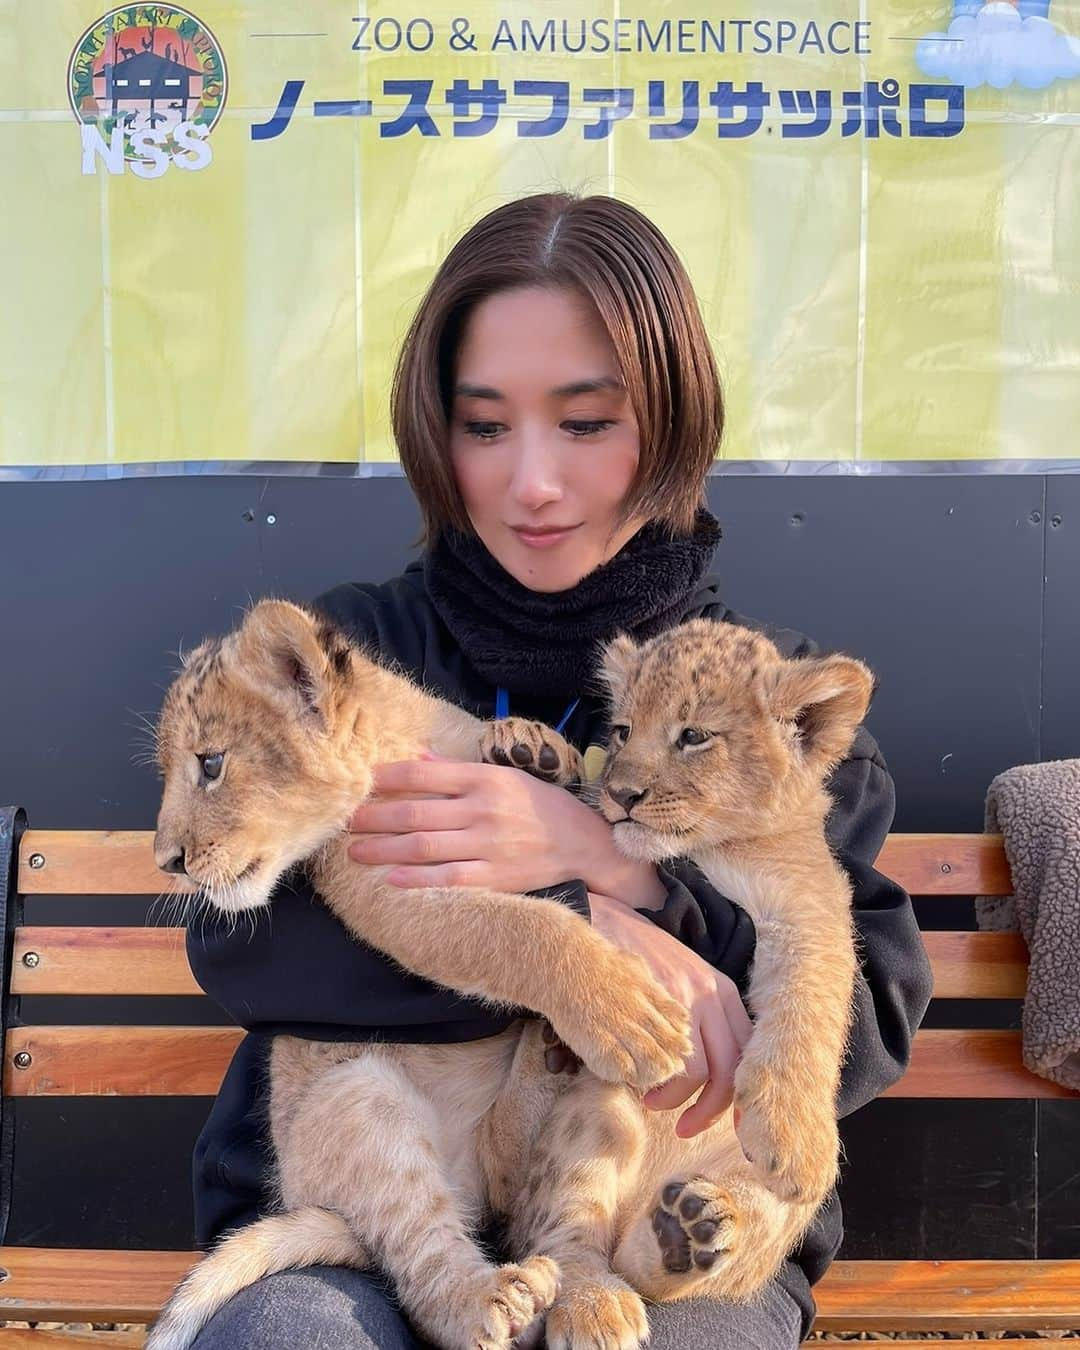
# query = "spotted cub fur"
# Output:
<box><xmin>488</xmin><ymin>619</ymin><xmax>873</xmax><ymax>1350</ymax></box>
<box><xmin>144</xmin><ymin>599</ymin><xmax>691</xmax><ymax>1350</ymax></box>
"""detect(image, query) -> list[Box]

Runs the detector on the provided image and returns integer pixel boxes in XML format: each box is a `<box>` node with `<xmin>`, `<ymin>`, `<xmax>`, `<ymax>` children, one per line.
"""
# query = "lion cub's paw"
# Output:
<box><xmin>733</xmin><ymin>1059</ymin><xmax>838</xmax><ymax>1204</ymax></box>
<box><xmin>431</xmin><ymin>1256</ymin><xmax>559</xmax><ymax>1350</ymax></box>
<box><xmin>556</xmin><ymin>949</ymin><xmax>692</xmax><ymax>1090</ymax></box>
<box><xmin>546</xmin><ymin>1274</ymin><xmax>648</xmax><ymax>1350</ymax></box>
<box><xmin>479</xmin><ymin>717</ymin><xmax>585</xmax><ymax>789</ymax></box>
<box><xmin>652</xmin><ymin>1178</ymin><xmax>740</xmax><ymax>1276</ymax></box>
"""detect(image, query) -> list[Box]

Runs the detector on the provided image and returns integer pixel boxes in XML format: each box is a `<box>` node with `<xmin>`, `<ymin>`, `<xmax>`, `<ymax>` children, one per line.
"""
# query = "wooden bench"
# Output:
<box><xmin>0</xmin><ymin>808</ymin><xmax>1077</xmax><ymax>1345</ymax></box>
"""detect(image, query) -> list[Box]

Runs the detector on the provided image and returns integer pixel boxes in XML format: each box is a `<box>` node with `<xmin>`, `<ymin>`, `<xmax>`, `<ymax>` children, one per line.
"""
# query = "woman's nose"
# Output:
<box><xmin>510</xmin><ymin>440</ymin><xmax>564</xmax><ymax>509</ymax></box>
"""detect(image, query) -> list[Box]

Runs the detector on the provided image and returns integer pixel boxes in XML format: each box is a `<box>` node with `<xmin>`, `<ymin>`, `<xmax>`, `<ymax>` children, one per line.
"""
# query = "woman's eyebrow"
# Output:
<box><xmin>454</xmin><ymin>376</ymin><xmax>624</xmax><ymax>400</ymax></box>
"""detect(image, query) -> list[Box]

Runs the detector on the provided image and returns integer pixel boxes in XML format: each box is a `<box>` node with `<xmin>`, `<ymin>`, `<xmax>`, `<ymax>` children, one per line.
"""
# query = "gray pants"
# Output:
<box><xmin>188</xmin><ymin>1265</ymin><xmax>803</xmax><ymax>1349</ymax></box>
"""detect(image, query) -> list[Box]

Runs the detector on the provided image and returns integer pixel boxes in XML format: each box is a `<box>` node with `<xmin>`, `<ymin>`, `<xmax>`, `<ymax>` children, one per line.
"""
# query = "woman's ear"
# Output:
<box><xmin>765</xmin><ymin>654</ymin><xmax>875</xmax><ymax>776</ymax></box>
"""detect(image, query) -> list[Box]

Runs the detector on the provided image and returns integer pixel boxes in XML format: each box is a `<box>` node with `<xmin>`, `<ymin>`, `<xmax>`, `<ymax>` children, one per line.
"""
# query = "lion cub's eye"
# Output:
<box><xmin>199</xmin><ymin>752</ymin><xmax>225</xmax><ymax>781</ymax></box>
<box><xmin>677</xmin><ymin>727</ymin><xmax>710</xmax><ymax>749</ymax></box>
<box><xmin>609</xmin><ymin>724</ymin><xmax>631</xmax><ymax>747</ymax></box>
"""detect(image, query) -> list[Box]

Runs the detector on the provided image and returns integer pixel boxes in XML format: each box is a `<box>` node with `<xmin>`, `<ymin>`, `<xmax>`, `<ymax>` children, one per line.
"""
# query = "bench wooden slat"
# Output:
<box><xmin>16</xmin><ymin>833</ymin><xmax>180</xmax><ymax>898</ymax></box>
<box><xmin>5</xmin><ymin>1027</ymin><xmax>1075</xmax><ymax>1099</ymax></box>
<box><xmin>8</xmin><ymin>928</ymin><xmax>1029</xmax><ymax>1001</ymax></box>
<box><xmin>875</xmin><ymin>833</ymin><xmax>1012</xmax><ymax>896</ymax></box>
<box><xmin>0</xmin><ymin>1248</ymin><xmax>194</xmax><ymax>1323</ymax></box>
<box><xmin>0</xmin><ymin>1331</ymin><xmax>147</xmax><ymax>1347</ymax></box>
<box><xmin>10</xmin><ymin>929</ymin><xmax>200</xmax><ymax>997</ymax></box>
<box><xmin>880</xmin><ymin>1029</ymin><xmax>1076</xmax><ymax>1099</ymax></box>
<box><xmin>0</xmin><ymin>1341</ymin><xmax>1070</xmax><ymax>1350</ymax></box>
<box><xmin>2</xmin><ymin>1250</ymin><xmax>1077</xmax><ymax>1331</ymax></box>
<box><xmin>814</xmin><ymin>1258</ymin><xmax>1080</xmax><ymax>1331</ymax></box>
<box><xmin>920</xmin><ymin>930</ymin><xmax>1028</xmax><ymax>999</ymax></box>
<box><xmin>18</xmin><ymin>831</ymin><xmax>1012</xmax><ymax>898</ymax></box>
<box><xmin>3</xmin><ymin>1028</ymin><xmax>243</xmax><ymax>1097</ymax></box>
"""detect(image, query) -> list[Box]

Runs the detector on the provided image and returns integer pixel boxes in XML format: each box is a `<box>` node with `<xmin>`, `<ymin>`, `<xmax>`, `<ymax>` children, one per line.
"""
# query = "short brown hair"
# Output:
<box><xmin>391</xmin><ymin>193</ymin><xmax>724</xmax><ymax>548</ymax></box>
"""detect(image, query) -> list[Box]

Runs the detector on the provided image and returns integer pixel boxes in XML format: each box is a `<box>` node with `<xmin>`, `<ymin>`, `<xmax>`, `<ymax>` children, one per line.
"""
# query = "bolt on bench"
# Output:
<box><xmin>0</xmin><ymin>807</ymin><xmax>1077</xmax><ymax>1346</ymax></box>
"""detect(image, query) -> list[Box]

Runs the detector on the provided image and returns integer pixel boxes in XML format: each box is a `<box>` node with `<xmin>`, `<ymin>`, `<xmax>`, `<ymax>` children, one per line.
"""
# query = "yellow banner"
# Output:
<box><xmin>2</xmin><ymin>1</ymin><xmax>1078</xmax><ymax>470</ymax></box>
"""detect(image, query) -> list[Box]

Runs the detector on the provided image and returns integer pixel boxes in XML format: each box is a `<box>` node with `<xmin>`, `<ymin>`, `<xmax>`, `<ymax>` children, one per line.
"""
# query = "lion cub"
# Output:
<box><xmin>488</xmin><ymin>620</ymin><xmax>873</xmax><ymax>1349</ymax></box>
<box><xmin>145</xmin><ymin>599</ymin><xmax>691</xmax><ymax>1350</ymax></box>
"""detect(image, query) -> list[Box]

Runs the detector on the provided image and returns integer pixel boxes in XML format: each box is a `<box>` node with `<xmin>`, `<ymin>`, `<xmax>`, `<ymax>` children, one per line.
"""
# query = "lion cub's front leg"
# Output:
<box><xmin>479</xmin><ymin>716</ymin><xmax>585</xmax><ymax>789</ymax></box>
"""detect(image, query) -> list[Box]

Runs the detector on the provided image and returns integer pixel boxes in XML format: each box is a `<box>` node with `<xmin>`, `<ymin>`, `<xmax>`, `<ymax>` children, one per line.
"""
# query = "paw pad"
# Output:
<box><xmin>652</xmin><ymin>1179</ymin><xmax>737</xmax><ymax>1276</ymax></box>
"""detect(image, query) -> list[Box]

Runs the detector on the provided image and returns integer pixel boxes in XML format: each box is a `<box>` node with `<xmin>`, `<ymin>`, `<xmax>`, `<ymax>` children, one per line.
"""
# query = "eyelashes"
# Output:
<box><xmin>462</xmin><ymin>420</ymin><xmax>615</xmax><ymax>441</ymax></box>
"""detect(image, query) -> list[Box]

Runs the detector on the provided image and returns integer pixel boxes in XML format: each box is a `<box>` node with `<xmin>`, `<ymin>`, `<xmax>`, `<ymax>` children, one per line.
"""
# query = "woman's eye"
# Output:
<box><xmin>462</xmin><ymin>419</ymin><xmax>612</xmax><ymax>441</ymax></box>
<box><xmin>199</xmin><ymin>752</ymin><xmax>225</xmax><ymax>781</ymax></box>
<box><xmin>678</xmin><ymin>727</ymin><xmax>709</xmax><ymax>749</ymax></box>
<box><xmin>564</xmin><ymin>420</ymin><xmax>613</xmax><ymax>438</ymax></box>
<box><xmin>463</xmin><ymin>421</ymin><xmax>503</xmax><ymax>441</ymax></box>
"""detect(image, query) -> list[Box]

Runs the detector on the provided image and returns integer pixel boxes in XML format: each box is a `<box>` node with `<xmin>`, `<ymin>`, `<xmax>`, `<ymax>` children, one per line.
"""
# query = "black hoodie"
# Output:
<box><xmin>188</xmin><ymin>559</ymin><xmax>933</xmax><ymax>1339</ymax></box>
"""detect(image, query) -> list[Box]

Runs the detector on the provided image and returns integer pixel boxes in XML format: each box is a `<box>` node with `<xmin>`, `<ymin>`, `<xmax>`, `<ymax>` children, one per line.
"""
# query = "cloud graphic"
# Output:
<box><xmin>916</xmin><ymin>2</ymin><xmax>1080</xmax><ymax>89</ymax></box>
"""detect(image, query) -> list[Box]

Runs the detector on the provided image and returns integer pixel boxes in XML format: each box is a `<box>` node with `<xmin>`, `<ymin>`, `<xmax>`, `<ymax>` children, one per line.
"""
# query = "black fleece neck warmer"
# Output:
<box><xmin>422</xmin><ymin>509</ymin><xmax>722</xmax><ymax>697</ymax></box>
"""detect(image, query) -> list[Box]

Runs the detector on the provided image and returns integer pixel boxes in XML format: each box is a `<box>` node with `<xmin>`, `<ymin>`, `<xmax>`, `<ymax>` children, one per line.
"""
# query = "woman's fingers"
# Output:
<box><xmin>643</xmin><ymin>972</ymin><xmax>751</xmax><ymax>1128</ymax></box>
<box><xmin>642</xmin><ymin>1032</ymin><xmax>708</xmax><ymax>1112</ymax></box>
<box><xmin>382</xmin><ymin>862</ymin><xmax>490</xmax><ymax>889</ymax></box>
<box><xmin>368</xmin><ymin>758</ymin><xmax>486</xmax><ymax>797</ymax></box>
<box><xmin>349</xmin><ymin>828</ymin><xmax>479</xmax><ymax>866</ymax></box>
<box><xmin>347</xmin><ymin>796</ymin><xmax>472</xmax><ymax>836</ymax></box>
<box><xmin>674</xmin><ymin>1008</ymin><xmax>743</xmax><ymax>1138</ymax></box>
<box><xmin>722</xmin><ymin>979</ymin><xmax>755</xmax><ymax>1050</ymax></box>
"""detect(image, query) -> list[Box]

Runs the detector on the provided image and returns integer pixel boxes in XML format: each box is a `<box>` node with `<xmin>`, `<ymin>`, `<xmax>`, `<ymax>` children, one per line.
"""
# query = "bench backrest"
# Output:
<box><xmin>2</xmin><ymin>820</ymin><xmax>1069</xmax><ymax>1109</ymax></box>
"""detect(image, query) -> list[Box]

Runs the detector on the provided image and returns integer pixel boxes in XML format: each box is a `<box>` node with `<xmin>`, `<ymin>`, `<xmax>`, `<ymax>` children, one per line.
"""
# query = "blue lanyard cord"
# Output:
<box><xmin>555</xmin><ymin>697</ymin><xmax>581</xmax><ymax>734</ymax></box>
<box><xmin>495</xmin><ymin>688</ymin><xmax>580</xmax><ymax>735</ymax></box>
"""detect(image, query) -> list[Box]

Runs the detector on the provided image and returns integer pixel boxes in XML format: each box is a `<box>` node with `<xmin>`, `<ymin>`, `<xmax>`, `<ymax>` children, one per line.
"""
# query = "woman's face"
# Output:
<box><xmin>448</xmin><ymin>286</ymin><xmax>647</xmax><ymax>593</ymax></box>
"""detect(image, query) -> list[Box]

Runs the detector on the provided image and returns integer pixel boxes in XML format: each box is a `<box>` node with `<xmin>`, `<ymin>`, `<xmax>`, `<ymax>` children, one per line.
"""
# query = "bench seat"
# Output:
<box><xmin>1</xmin><ymin>1249</ymin><xmax>1078</xmax><ymax>1336</ymax></box>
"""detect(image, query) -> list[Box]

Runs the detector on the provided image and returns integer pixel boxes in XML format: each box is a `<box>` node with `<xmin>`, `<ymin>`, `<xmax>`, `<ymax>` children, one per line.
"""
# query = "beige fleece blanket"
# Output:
<box><xmin>975</xmin><ymin>759</ymin><xmax>1080</xmax><ymax>1092</ymax></box>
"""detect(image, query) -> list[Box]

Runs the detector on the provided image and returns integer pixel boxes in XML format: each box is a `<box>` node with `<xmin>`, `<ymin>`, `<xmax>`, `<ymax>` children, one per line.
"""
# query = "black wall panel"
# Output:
<box><xmin>0</xmin><ymin>473</ymin><xmax>1076</xmax><ymax>1260</ymax></box>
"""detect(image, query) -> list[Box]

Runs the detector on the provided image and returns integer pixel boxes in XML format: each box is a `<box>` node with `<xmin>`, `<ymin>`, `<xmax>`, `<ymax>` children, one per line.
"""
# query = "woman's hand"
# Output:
<box><xmin>347</xmin><ymin>752</ymin><xmax>662</xmax><ymax>900</ymax></box>
<box><xmin>586</xmin><ymin>893</ymin><xmax>754</xmax><ymax>1138</ymax></box>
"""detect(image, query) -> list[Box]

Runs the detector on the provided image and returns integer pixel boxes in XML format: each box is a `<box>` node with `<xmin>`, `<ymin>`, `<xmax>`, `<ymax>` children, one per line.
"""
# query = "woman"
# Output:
<box><xmin>187</xmin><ymin>193</ymin><xmax>932</xmax><ymax>1348</ymax></box>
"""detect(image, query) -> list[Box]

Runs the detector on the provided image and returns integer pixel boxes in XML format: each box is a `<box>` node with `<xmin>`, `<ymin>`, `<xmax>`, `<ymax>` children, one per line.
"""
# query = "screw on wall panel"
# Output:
<box><xmin>790</xmin><ymin>512</ymin><xmax>805</xmax><ymax>526</ymax></box>
<box><xmin>266</xmin><ymin>514</ymin><xmax>277</xmax><ymax>525</ymax></box>
<box><xmin>940</xmin><ymin>863</ymin><xmax>952</xmax><ymax>874</ymax></box>
<box><xmin>28</xmin><ymin>853</ymin><xmax>45</xmax><ymax>870</ymax></box>
<box><xmin>1051</xmin><ymin>515</ymin><xmax>1063</xmax><ymax>528</ymax></box>
<box><xmin>1029</xmin><ymin>510</ymin><xmax>1042</xmax><ymax>524</ymax></box>
<box><xmin>13</xmin><ymin>1051</ymin><xmax>31</xmax><ymax>1069</ymax></box>
<box><xmin>945</xmin><ymin>506</ymin><xmax>955</xmax><ymax>516</ymax></box>
<box><xmin>21</xmin><ymin>951</ymin><xmax>39</xmax><ymax>968</ymax></box>
<box><xmin>241</xmin><ymin>509</ymin><xmax>255</xmax><ymax>522</ymax></box>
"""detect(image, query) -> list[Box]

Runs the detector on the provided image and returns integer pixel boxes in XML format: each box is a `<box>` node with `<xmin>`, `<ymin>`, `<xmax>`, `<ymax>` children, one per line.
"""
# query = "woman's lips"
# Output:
<box><xmin>512</xmin><ymin>524</ymin><xmax>581</xmax><ymax>549</ymax></box>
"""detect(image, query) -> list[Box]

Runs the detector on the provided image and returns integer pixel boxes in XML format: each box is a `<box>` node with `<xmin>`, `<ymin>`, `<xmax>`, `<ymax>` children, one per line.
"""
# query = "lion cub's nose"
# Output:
<box><xmin>609</xmin><ymin>785</ymin><xmax>649</xmax><ymax>814</ymax></box>
<box><xmin>158</xmin><ymin>846</ymin><xmax>188</xmax><ymax>877</ymax></box>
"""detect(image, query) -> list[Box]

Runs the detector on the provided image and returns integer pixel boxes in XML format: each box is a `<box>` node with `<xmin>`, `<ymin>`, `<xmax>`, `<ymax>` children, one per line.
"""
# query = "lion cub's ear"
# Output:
<box><xmin>231</xmin><ymin>600</ymin><xmax>332</xmax><ymax>723</ymax></box>
<box><xmin>764</xmin><ymin>654</ymin><xmax>875</xmax><ymax>776</ymax></box>
<box><xmin>596</xmin><ymin>632</ymin><xmax>639</xmax><ymax>706</ymax></box>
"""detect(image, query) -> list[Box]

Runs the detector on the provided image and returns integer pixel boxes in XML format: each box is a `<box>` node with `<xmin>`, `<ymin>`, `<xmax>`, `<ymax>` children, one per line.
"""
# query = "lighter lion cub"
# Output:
<box><xmin>487</xmin><ymin>620</ymin><xmax>873</xmax><ymax>1349</ymax></box>
<box><xmin>144</xmin><ymin>599</ymin><xmax>691</xmax><ymax>1350</ymax></box>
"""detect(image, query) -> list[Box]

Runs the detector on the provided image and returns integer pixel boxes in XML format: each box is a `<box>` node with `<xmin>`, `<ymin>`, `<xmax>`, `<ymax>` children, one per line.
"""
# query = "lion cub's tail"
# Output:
<box><xmin>145</xmin><ymin>1207</ymin><xmax>364</xmax><ymax>1350</ymax></box>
